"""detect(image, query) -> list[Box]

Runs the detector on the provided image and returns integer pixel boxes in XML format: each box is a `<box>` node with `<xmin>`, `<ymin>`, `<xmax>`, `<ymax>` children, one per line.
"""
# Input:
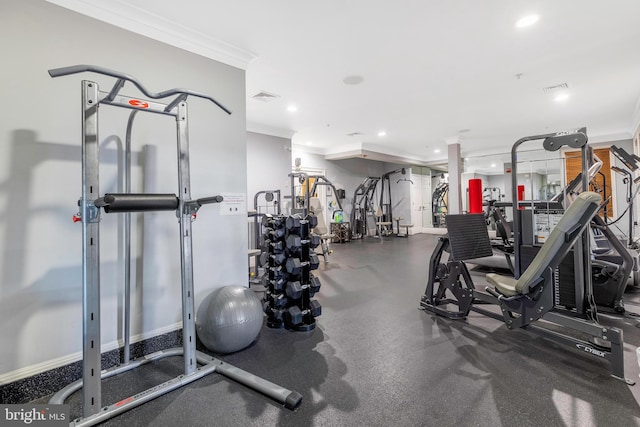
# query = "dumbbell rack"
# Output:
<box><xmin>262</xmin><ymin>213</ymin><xmax>322</xmax><ymax>331</ymax></box>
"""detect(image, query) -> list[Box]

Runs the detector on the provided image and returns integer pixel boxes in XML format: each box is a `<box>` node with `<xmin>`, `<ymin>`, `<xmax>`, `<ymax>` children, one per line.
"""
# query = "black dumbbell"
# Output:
<box><xmin>308</xmin><ymin>234</ymin><xmax>320</xmax><ymax>249</ymax></box>
<box><xmin>286</xmin><ymin>306</ymin><xmax>303</xmax><ymax>325</ymax></box>
<box><xmin>285</xmin><ymin>215</ymin><xmax>302</xmax><ymax>231</ymax></box>
<box><xmin>286</xmin><ymin>255</ymin><xmax>320</xmax><ymax>274</ymax></box>
<box><xmin>286</xmin><ymin>302</ymin><xmax>321</xmax><ymax>326</ymax></box>
<box><xmin>260</xmin><ymin>251</ymin><xmax>268</xmax><ymax>265</ymax></box>
<box><xmin>268</xmin><ymin>265</ymin><xmax>285</xmax><ymax>281</ymax></box>
<box><xmin>306</xmin><ymin>214</ymin><xmax>318</xmax><ymax>229</ymax></box>
<box><xmin>269</xmin><ymin>277</ymin><xmax>286</xmax><ymax>292</ymax></box>
<box><xmin>262</xmin><ymin>274</ymin><xmax>286</xmax><ymax>292</ymax></box>
<box><xmin>309</xmin><ymin>274</ymin><xmax>321</xmax><ymax>295</ymax></box>
<box><xmin>309</xmin><ymin>253</ymin><xmax>320</xmax><ymax>270</ymax></box>
<box><xmin>286</xmin><ymin>234</ymin><xmax>320</xmax><ymax>251</ymax></box>
<box><xmin>266</xmin><ymin>240</ymin><xmax>284</xmax><ymax>252</ymax></box>
<box><xmin>268</xmin><ymin>306</ymin><xmax>285</xmax><ymax>321</ymax></box>
<box><xmin>286</xmin><ymin>235</ymin><xmax>302</xmax><ymax>250</ymax></box>
<box><xmin>309</xmin><ymin>300</ymin><xmax>322</xmax><ymax>318</ymax></box>
<box><xmin>269</xmin><ymin>253</ymin><xmax>287</xmax><ymax>267</ymax></box>
<box><xmin>286</xmin><ymin>281</ymin><xmax>307</xmax><ymax>300</ymax></box>
<box><xmin>285</xmin><ymin>258</ymin><xmax>302</xmax><ymax>274</ymax></box>
<box><xmin>262</xmin><ymin>213</ymin><xmax>285</xmax><ymax>228</ymax></box>
<box><xmin>264</xmin><ymin>227</ymin><xmax>285</xmax><ymax>241</ymax></box>
<box><xmin>267</xmin><ymin>292</ymin><xmax>288</xmax><ymax>308</ymax></box>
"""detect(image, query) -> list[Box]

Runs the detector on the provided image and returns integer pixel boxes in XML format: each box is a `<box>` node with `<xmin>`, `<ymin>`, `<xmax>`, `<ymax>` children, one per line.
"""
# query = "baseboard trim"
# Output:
<box><xmin>0</xmin><ymin>323</ymin><xmax>183</xmax><ymax>404</ymax></box>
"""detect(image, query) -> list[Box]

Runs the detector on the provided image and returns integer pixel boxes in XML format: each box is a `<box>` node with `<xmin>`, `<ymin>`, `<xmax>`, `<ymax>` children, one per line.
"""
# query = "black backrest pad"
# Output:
<box><xmin>446</xmin><ymin>214</ymin><xmax>493</xmax><ymax>261</ymax></box>
<box><xmin>515</xmin><ymin>191</ymin><xmax>601</xmax><ymax>294</ymax></box>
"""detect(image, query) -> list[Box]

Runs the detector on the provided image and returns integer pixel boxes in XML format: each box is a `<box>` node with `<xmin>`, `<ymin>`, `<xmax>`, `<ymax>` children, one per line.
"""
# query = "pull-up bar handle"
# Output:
<box><xmin>196</xmin><ymin>195</ymin><xmax>224</xmax><ymax>206</ymax></box>
<box><xmin>48</xmin><ymin>64</ymin><xmax>231</xmax><ymax>115</ymax></box>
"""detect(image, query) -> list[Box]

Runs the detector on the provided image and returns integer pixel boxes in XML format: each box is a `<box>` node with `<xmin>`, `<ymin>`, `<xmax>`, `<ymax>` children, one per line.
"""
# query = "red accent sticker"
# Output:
<box><xmin>115</xmin><ymin>397</ymin><xmax>134</xmax><ymax>407</ymax></box>
<box><xmin>129</xmin><ymin>99</ymin><xmax>149</xmax><ymax>108</ymax></box>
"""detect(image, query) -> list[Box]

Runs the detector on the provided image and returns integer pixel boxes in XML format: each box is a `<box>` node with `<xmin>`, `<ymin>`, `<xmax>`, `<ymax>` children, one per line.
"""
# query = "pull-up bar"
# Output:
<box><xmin>48</xmin><ymin>64</ymin><xmax>232</xmax><ymax>115</ymax></box>
<box><xmin>48</xmin><ymin>65</ymin><xmax>300</xmax><ymax>427</ymax></box>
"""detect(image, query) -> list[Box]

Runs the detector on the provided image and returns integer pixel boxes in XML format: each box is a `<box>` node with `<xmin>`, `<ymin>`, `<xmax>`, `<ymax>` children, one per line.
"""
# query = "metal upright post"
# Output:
<box><xmin>82</xmin><ymin>80</ymin><xmax>102</xmax><ymax>417</ymax></box>
<box><xmin>175</xmin><ymin>101</ymin><xmax>197</xmax><ymax>375</ymax></box>
<box><xmin>123</xmin><ymin>110</ymin><xmax>137</xmax><ymax>364</ymax></box>
<box><xmin>581</xmin><ymin>145</ymin><xmax>594</xmax><ymax>317</ymax></box>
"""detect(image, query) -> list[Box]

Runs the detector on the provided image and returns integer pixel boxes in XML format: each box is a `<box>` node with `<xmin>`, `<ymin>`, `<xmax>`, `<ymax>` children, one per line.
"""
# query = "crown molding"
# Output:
<box><xmin>45</xmin><ymin>0</ymin><xmax>257</xmax><ymax>70</ymax></box>
<box><xmin>291</xmin><ymin>143</ymin><xmax>326</xmax><ymax>155</ymax></box>
<box><xmin>247</xmin><ymin>122</ymin><xmax>295</xmax><ymax>139</ymax></box>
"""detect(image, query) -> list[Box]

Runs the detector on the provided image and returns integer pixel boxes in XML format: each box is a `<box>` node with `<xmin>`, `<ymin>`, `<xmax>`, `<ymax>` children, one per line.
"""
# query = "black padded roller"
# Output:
<box><xmin>97</xmin><ymin>193</ymin><xmax>179</xmax><ymax>213</ymax></box>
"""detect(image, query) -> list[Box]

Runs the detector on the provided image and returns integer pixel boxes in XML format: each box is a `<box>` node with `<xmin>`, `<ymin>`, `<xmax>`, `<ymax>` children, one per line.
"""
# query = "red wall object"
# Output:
<box><xmin>468</xmin><ymin>179</ymin><xmax>483</xmax><ymax>214</ymax></box>
<box><xmin>517</xmin><ymin>185</ymin><xmax>525</xmax><ymax>209</ymax></box>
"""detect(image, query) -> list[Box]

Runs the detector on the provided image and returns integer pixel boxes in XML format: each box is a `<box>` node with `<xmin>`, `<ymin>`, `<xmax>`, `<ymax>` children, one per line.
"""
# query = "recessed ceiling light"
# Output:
<box><xmin>434</xmin><ymin>149</ymin><xmax>441</xmax><ymax>154</ymax></box>
<box><xmin>491</xmin><ymin>163</ymin><xmax>497</xmax><ymax>168</ymax></box>
<box><xmin>287</xmin><ymin>105</ymin><xmax>298</xmax><ymax>112</ymax></box>
<box><xmin>378</xmin><ymin>131</ymin><xmax>387</xmax><ymax>137</ymax></box>
<box><xmin>306</xmin><ymin>141</ymin><xmax>313</xmax><ymax>146</ymax></box>
<box><xmin>554</xmin><ymin>93</ymin><xmax>569</xmax><ymax>102</ymax></box>
<box><xmin>515</xmin><ymin>14</ymin><xmax>540</xmax><ymax>28</ymax></box>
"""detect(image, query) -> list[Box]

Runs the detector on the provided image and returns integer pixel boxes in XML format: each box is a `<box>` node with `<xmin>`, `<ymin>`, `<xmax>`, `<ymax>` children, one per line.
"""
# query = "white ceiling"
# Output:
<box><xmin>48</xmin><ymin>0</ymin><xmax>640</xmax><ymax>166</ymax></box>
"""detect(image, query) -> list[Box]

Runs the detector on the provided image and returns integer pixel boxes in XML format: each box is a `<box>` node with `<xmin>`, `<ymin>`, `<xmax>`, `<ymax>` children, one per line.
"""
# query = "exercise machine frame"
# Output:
<box><xmin>48</xmin><ymin>65</ymin><xmax>301</xmax><ymax>427</ymax></box>
<box><xmin>251</xmin><ymin>189</ymin><xmax>282</xmax><ymax>278</ymax></box>
<box><xmin>350</xmin><ymin>177</ymin><xmax>381</xmax><ymax>239</ymax></box>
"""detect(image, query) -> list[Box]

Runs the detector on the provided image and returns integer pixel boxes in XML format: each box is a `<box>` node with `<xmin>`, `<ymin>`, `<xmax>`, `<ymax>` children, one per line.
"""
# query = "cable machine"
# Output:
<box><xmin>308</xmin><ymin>175</ymin><xmax>343</xmax><ymax>213</ymax></box>
<box><xmin>610</xmin><ymin>144</ymin><xmax>640</xmax><ymax>248</ymax></box>
<box><xmin>432</xmin><ymin>181</ymin><xmax>448</xmax><ymax>227</ymax></box>
<box><xmin>48</xmin><ymin>65</ymin><xmax>301</xmax><ymax>426</ymax></box>
<box><xmin>350</xmin><ymin>177</ymin><xmax>380</xmax><ymax>239</ymax></box>
<box><xmin>379</xmin><ymin>168</ymin><xmax>413</xmax><ymax>229</ymax></box>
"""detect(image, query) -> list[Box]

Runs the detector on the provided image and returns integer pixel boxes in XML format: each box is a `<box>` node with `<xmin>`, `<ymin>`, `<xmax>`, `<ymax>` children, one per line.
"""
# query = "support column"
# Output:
<box><xmin>446</xmin><ymin>137</ymin><xmax>462</xmax><ymax>214</ymax></box>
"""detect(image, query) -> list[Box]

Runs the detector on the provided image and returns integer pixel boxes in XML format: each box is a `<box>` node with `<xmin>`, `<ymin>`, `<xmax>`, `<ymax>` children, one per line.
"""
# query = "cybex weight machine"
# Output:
<box><xmin>421</xmin><ymin>129</ymin><xmax>631</xmax><ymax>383</ymax></box>
<box><xmin>48</xmin><ymin>65</ymin><xmax>301</xmax><ymax>426</ymax></box>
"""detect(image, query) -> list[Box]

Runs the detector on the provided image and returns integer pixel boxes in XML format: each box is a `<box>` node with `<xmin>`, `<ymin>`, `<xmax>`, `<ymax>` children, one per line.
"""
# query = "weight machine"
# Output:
<box><xmin>47</xmin><ymin>65</ymin><xmax>301</xmax><ymax>426</ymax></box>
<box><xmin>421</xmin><ymin>129</ymin><xmax>631</xmax><ymax>383</ymax></box>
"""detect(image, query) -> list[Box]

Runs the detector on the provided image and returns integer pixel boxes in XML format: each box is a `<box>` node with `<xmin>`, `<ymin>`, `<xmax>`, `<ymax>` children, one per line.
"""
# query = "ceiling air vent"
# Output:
<box><xmin>347</xmin><ymin>132</ymin><xmax>363</xmax><ymax>137</ymax></box>
<box><xmin>542</xmin><ymin>83</ymin><xmax>569</xmax><ymax>94</ymax></box>
<box><xmin>252</xmin><ymin>91</ymin><xmax>280</xmax><ymax>102</ymax></box>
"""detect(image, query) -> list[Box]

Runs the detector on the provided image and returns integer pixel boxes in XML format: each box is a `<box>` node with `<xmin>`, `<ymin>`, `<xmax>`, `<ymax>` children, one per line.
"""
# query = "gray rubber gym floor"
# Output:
<box><xmin>52</xmin><ymin>234</ymin><xmax>640</xmax><ymax>426</ymax></box>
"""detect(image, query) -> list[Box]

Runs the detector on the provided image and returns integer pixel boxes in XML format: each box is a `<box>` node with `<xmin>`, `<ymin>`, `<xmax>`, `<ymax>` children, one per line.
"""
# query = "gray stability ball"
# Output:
<box><xmin>196</xmin><ymin>285</ymin><xmax>264</xmax><ymax>354</ymax></box>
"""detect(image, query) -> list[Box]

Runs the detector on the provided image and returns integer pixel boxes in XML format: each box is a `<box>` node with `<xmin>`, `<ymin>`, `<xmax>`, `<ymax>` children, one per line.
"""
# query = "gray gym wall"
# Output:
<box><xmin>0</xmin><ymin>1</ymin><xmax>247</xmax><ymax>382</ymax></box>
<box><xmin>246</xmin><ymin>131</ymin><xmax>292</xmax><ymax>208</ymax></box>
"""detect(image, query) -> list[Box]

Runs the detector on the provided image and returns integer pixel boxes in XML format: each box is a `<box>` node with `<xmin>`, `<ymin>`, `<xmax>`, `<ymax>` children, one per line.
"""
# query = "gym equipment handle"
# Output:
<box><xmin>196</xmin><ymin>195</ymin><xmax>224</xmax><ymax>205</ymax></box>
<box><xmin>96</xmin><ymin>193</ymin><xmax>179</xmax><ymax>213</ymax></box>
<box><xmin>48</xmin><ymin>64</ymin><xmax>231</xmax><ymax>115</ymax></box>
